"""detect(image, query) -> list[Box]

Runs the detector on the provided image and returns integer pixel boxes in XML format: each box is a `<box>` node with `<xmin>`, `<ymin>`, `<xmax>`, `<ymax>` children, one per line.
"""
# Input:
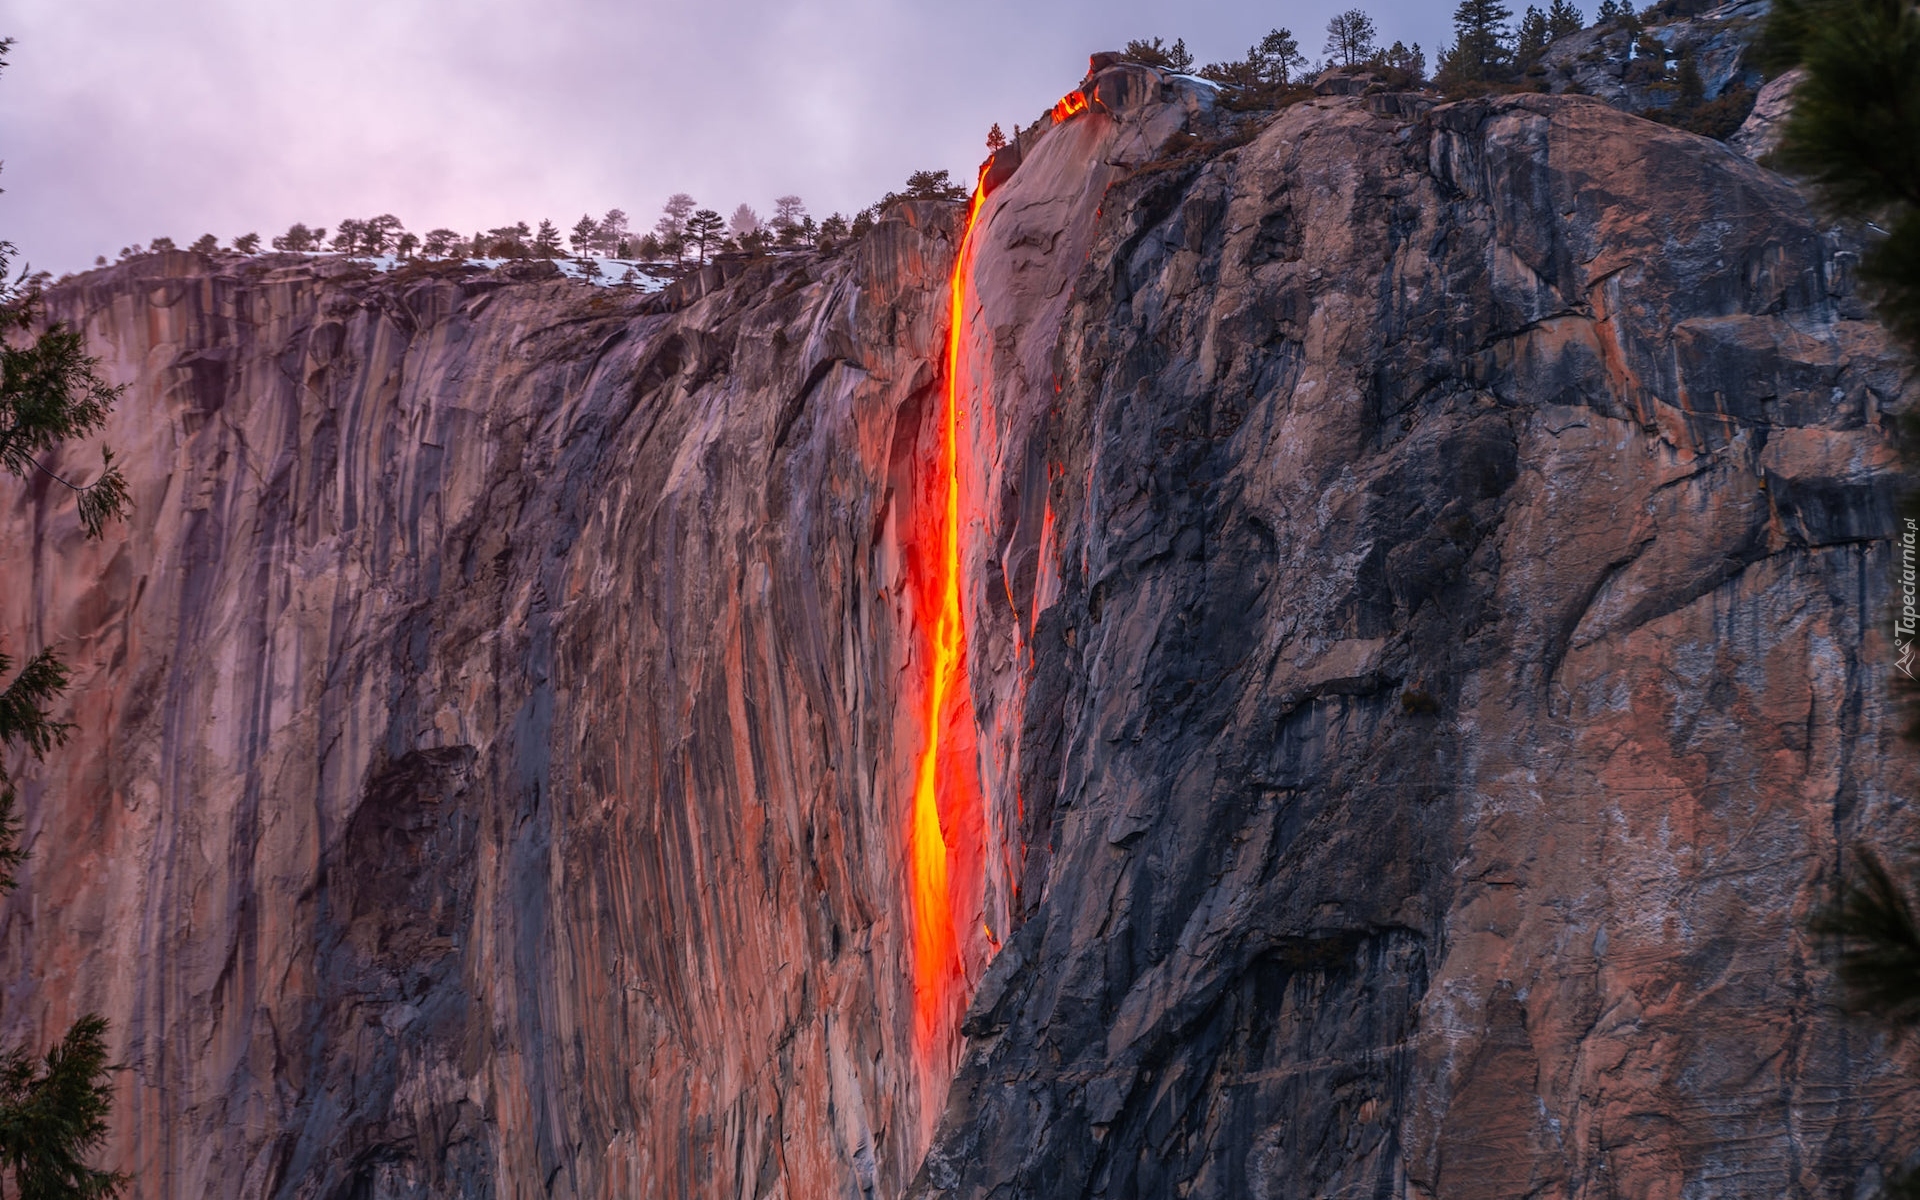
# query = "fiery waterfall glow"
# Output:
<box><xmin>909</xmin><ymin>175</ymin><xmax>991</xmax><ymax>1055</ymax></box>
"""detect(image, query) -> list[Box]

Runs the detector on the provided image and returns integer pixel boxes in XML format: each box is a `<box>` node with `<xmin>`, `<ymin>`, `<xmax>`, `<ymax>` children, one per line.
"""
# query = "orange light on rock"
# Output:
<box><xmin>1051</xmin><ymin>90</ymin><xmax>1089</xmax><ymax>123</ymax></box>
<box><xmin>909</xmin><ymin>173</ymin><xmax>992</xmax><ymax>1056</ymax></box>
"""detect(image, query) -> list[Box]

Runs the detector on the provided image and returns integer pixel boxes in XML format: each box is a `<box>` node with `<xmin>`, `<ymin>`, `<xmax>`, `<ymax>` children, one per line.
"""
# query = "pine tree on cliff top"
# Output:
<box><xmin>1323</xmin><ymin>9</ymin><xmax>1379</xmax><ymax>67</ymax></box>
<box><xmin>1547</xmin><ymin>0</ymin><xmax>1585</xmax><ymax>38</ymax></box>
<box><xmin>0</xmin><ymin>36</ymin><xmax>130</xmax><ymax>1200</ymax></box>
<box><xmin>271</xmin><ymin>223</ymin><xmax>320</xmax><ymax>252</ymax></box>
<box><xmin>570</xmin><ymin>214</ymin><xmax>599</xmax><ymax>257</ymax></box>
<box><xmin>357</xmin><ymin>214</ymin><xmax>403</xmax><ymax>256</ymax></box>
<box><xmin>1446</xmin><ymin>0</ymin><xmax>1517</xmax><ymax>82</ymax></box>
<box><xmin>1257</xmin><ymin>28</ymin><xmax>1310</xmax><ymax>84</ymax></box>
<box><xmin>594</xmin><ymin>208</ymin><xmax>630</xmax><ymax>257</ymax></box>
<box><xmin>1121</xmin><ymin>37</ymin><xmax>1180</xmax><ymax>68</ymax></box>
<box><xmin>654</xmin><ymin>194</ymin><xmax>695</xmax><ymax>245</ymax></box>
<box><xmin>1516</xmin><ymin>5</ymin><xmax>1552</xmax><ymax>62</ymax></box>
<box><xmin>685</xmin><ymin>209</ymin><xmax>724</xmax><ymax>263</ymax></box>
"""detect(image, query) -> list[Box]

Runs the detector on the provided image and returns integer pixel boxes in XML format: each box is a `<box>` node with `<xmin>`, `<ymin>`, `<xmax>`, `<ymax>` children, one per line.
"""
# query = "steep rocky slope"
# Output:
<box><xmin>5</xmin><ymin>62</ymin><xmax>1916</xmax><ymax>1199</ymax></box>
<box><xmin>1537</xmin><ymin>0</ymin><xmax>1769</xmax><ymax>115</ymax></box>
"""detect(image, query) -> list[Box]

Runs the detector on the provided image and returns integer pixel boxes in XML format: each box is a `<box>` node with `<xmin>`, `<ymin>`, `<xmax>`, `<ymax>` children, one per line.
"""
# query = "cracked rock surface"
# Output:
<box><xmin>925</xmin><ymin>77</ymin><xmax>1919</xmax><ymax>1199</ymax></box>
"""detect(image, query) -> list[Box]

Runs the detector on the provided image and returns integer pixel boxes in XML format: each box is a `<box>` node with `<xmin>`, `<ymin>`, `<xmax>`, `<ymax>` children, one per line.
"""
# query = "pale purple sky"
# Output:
<box><xmin>2</xmin><ymin>0</ymin><xmax>1457</xmax><ymax>276</ymax></box>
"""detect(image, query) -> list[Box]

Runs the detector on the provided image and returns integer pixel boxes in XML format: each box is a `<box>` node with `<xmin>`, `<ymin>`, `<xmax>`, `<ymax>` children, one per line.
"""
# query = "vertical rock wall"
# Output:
<box><xmin>3</xmin><ymin>212</ymin><xmax>969</xmax><ymax>1198</ymax></box>
<box><xmin>925</xmin><ymin>72</ymin><xmax>1919</xmax><ymax>1198</ymax></box>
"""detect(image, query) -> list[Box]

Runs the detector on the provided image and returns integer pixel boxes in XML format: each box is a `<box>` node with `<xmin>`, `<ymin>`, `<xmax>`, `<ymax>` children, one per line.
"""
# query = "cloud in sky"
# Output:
<box><xmin>2</xmin><ymin>0</ymin><xmax>1458</xmax><ymax>275</ymax></box>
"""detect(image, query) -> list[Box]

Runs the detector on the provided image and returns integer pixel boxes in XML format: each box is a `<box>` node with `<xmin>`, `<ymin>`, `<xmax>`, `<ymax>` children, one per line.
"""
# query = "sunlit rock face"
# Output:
<box><xmin>4</xmin><ymin>220</ymin><xmax>976</xmax><ymax>1199</ymax></box>
<box><xmin>5</xmin><ymin>62</ymin><xmax>1917</xmax><ymax>1200</ymax></box>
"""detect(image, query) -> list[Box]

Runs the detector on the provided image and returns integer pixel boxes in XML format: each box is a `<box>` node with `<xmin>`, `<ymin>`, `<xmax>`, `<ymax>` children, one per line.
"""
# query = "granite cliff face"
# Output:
<box><xmin>5</xmin><ymin>63</ymin><xmax>1917</xmax><ymax>1199</ymax></box>
<box><xmin>6</xmin><ymin>217</ymin><xmax>974</xmax><ymax>1198</ymax></box>
<box><xmin>927</xmin><ymin>68</ymin><xmax>1920</xmax><ymax>1199</ymax></box>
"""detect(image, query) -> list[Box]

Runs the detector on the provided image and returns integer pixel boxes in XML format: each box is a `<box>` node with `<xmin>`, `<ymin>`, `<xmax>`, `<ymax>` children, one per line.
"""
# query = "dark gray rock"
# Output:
<box><xmin>918</xmin><ymin>86</ymin><xmax>1918</xmax><ymax>1200</ymax></box>
<box><xmin>1537</xmin><ymin>0</ymin><xmax>1770</xmax><ymax>116</ymax></box>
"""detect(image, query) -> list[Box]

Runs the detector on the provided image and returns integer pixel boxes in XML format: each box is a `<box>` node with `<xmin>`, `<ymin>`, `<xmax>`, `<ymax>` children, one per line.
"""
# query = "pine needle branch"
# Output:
<box><xmin>1812</xmin><ymin>849</ymin><xmax>1920</xmax><ymax>1029</ymax></box>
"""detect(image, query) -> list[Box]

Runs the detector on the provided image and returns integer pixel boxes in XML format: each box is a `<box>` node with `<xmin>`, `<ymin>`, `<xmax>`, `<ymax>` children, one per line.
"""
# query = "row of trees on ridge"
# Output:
<box><xmin>1114</xmin><ymin>0</ymin><xmax>1750</xmax><ymax>100</ymax></box>
<box><xmin>106</xmin><ymin>170</ymin><xmax>993</xmax><ymax>276</ymax></box>
<box><xmin>1119</xmin><ymin>0</ymin><xmax>1586</xmax><ymax>95</ymax></box>
<box><xmin>94</xmin><ymin>0</ymin><xmax>1766</xmax><ymax>284</ymax></box>
<box><xmin>110</xmin><ymin>193</ymin><xmax>852</xmax><ymax>273</ymax></box>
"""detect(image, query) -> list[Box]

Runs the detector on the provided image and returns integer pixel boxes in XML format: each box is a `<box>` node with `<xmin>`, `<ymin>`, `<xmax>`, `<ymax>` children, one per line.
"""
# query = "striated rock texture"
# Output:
<box><xmin>924</xmin><ymin>69</ymin><xmax>1920</xmax><ymax>1199</ymax></box>
<box><xmin>3</xmin><ymin>221</ymin><xmax>979</xmax><ymax>1198</ymax></box>
<box><xmin>4</xmin><ymin>63</ymin><xmax>1917</xmax><ymax>1200</ymax></box>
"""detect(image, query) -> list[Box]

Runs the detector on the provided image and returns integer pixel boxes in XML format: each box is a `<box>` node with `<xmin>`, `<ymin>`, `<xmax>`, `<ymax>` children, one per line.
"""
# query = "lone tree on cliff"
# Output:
<box><xmin>1256</xmin><ymin>28</ymin><xmax>1310</xmax><ymax>84</ymax></box>
<box><xmin>1438</xmin><ymin>0</ymin><xmax>1517</xmax><ymax>87</ymax></box>
<box><xmin>685</xmin><ymin>209</ymin><xmax>724</xmax><ymax>263</ymax></box>
<box><xmin>1547</xmin><ymin>0</ymin><xmax>1585</xmax><ymax>38</ymax></box>
<box><xmin>0</xmin><ymin>35</ymin><xmax>130</xmax><ymax>1200</ymax></box>
<box><xmin>654</xmin><ymin>194</ymin><xmax>696</xmax><ymax>261</ymax></box>
<box><xmin>1323</xmin><ymin>9</ymin><xmax>1379</xmax><ymax>67</ymax></box>
<box><xmin>1516</xmin><ymin>5</ymin><xmax>1553</xmax><ymax>62</ymax></box>
<box><xmin>570</xmin><ymin>214</ymin><xmax>599</xmax><ymax>257</ymax></box>
<box><xmin>770</xmin><ymin>195</ymin><xmax>808</xmax><ymax>247</ymax></box>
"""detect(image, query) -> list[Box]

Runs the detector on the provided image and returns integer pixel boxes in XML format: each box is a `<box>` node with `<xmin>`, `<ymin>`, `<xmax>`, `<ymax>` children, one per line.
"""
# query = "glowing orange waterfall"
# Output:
<box><xmin>909</xmin><ymin>176</ymin><xmax>991</xmax><ymax>1056</ymax></box>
